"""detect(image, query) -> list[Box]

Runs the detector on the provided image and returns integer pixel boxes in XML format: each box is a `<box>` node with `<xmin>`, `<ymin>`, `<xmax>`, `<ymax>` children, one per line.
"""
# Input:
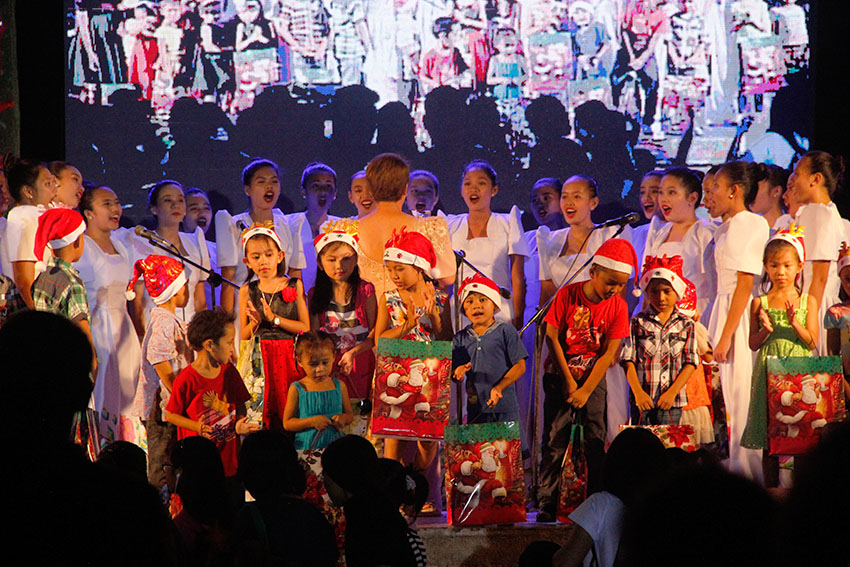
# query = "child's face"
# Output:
<box><xmin>704</xmin><ymin>172</ymin><xmax>734</xmax><ymax>220</ymax></box>
<box><xmin>839</xmin><ymin>267</ymin><xmax>850</xmax><ymax>298</ymax></box>
<box><xmin>55</xmin><ymin>166</ymin><xmax>84</xmax><ymax>209</ymax></box>
<box><xmin>298</xmin><ymin>346</ymin><xmax>335</xmax><ymax>380</ymax></box>
<box><xmin>243</xmin><ymin>237</ymin><xmax>284</xmax><ymax>278</ymax></box>
<box><xmin>462</xmin><ymin>169</ymin><xmax>498</xmax><ymax>213</ymax></box>
<box><xmin>175</xmin><ymin>282</ymin><xmax>191</xmax><ymax>308</ymax></box>
<box><xmin>406</xmin><ymin>176</ymin><xmax>438</xmax><ymax>215</ymax></box>
<box><xmin>208</xmin><ymin>322</ymin><xmax>236</xmax><ymax>365</ymax></box>
<box><xmin>749</xmin><ymin>180</ymin><xmax>782</xmax><ymax>216</ymax></box>
<box><xmin>645</xmin><ymin>279</ymin><xmax>678</xmax><ymax>314</ymax></box>
<box><xmin>658</xmin><ymin>175</ymin><xmax>697</xmax><ymax>223</ymax></box>
<box><xmin>184</xmin><ymin>193</ymin><xmax>212</xmax><ymax>234</ymax></box>
<box><xmin>84</xmin><ymin>187</ymin><xmax>122</xmax><ymax>232</ymax></box>
<box><xmin>588</xmin><ymin>265</ymin><xmax>629</xmax><ymax>300</ymax></box>
<box><xmin>560</xmin><ymin>180</ymin><xmax>598</xmax><ymax>226</ymax></box>
<box><xmin>639</xmin><ymin>175</ymin><xmax>661</xmax><ymax>220</ymax></box>
<box><xmin>303</xmin><ymin>173</ymin><xmax>337</xmax><ymax>215</ymax></box>
<box><xmin>319</xmin><ymin>243</ymin><xmax>358</xmax><ymax>283</ymax></box>
<box><xmin>348</xmin><ymin>175</ymin><xmax>374</xmax><ymax>217</ymax></box>
<box><xmin>386</xmin><ymin>260</ymin><xmax>422</xmax><ymax>290</ymax></box>
<box><xmin>238</xmin><ymin>1</ymin><xmax>261</xmax><ymax>23</ymax></box>
<box><xmin>151</xmin><ymin>184</ymin><xmax>186</xmax><ymax>228</ymax></box>
<box><xmin>497</xmin><ymin>32</ymin><xmax>518</xmax><ymax>55</ymax></box>
<box><xmin>29</xmin><ymin>167</ymin><xmax>59</xmax><ymax>206</ymax></box>
<box><xmin>765</xmin><ymin>246</ymin><xmax>801</xmax><ymax>290</ymax></box>
<box><xmin>531</xmin><ymin>182</ymin><xmax>561</xmax><ymax>226</ymax></box>
<box><xmin>462</xmin><ymin>292</ymin><xmax>497</xmax><ymax>325</ymax></box>
<box><xmin>245</xmin><ymin>166</ymin><xmax>280</xmax><ymax>211</ymax></box>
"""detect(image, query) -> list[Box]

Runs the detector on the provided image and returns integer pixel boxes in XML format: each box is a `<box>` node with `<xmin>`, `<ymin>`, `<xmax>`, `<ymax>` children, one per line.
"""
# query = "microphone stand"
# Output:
<box><xmin>138</xmin><ymin>233</ymin><xmax>239</xmax><ymax>290</ymax></box>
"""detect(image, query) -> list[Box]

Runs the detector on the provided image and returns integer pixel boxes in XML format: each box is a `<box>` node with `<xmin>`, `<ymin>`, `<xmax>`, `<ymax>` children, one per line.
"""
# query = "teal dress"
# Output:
<box><xmin>294</xmin><ymin>379</ymin><xmax>344</xmax><ymax>451</ymax></box>
<box><xmin>741</xmin><ymin>294</ymin><xmax>812</xmax><ymax>449</ymax></box>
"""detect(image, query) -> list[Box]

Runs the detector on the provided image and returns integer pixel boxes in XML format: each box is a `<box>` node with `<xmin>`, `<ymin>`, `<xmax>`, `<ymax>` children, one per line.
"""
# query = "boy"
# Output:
<box><xmin>31</xmin><ymin>208</ymin><xmax>96</xmax><ymax>374</ymax></box>
<box><xmin>536</xmin><ymin>239</ymin><xmax>635</xmax><ymax>522</ymax></box>
<box><xmin>406</xmin><ymin>170</ymin><xmax>441</xmax><ymax>218</ymax></box>
<box><xmin>622</xmin><ymin>255</ymin><xmax>698</xmax><ymax>426</ymax></box>
<box><xmin>166</xmin><ymin>308</ymin><xmax>258</xmax><ymax>477</ymax></box>
<box><xmin>453</xmin><ymin>273</ymin><xmax>528</xmax><ymax>425</ymax></box>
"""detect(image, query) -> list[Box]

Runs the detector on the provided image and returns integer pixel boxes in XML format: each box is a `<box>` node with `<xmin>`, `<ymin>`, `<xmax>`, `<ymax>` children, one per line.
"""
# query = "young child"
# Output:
<box><xmin>406</xmin><ymin>170</ymin><xmax>441</xmax><ymax>218</ymax></box>
<box><xmin>419</xmin><ymin>17</ymin><xmax>468</xmax><ymax>94</ymax></box>
<box><xmin>825</xmin><ymin>243</ymin><xmax>850</xmax><ymax>402</ymax></box>
<box><xmin>568</xmin><ymin>1</ymin><xmax>612</xmax><ymax>80</ymax></box>
<box><xmin>308</xmin><ymin>230</ymin><xmax>376</xmax><ymax>420</ymax></box>
<box><xmin>452</xmin><ymin>273</ymin><xmax>528</xmax><ymax>425</ymax></box>
<box><xmin>447</xmin><ymin>160</ymin><xmax>529</xmax><ymax>329</ymax></box>
<box><xmin>283</xmin><ymin>331</ymin><xmax>354</xmax><ymax>450</ymax></box>
<box><xmin>622</xmin><ymin>255</ymin><xmax>699</xmax><ymax>426</ymax></box>
<box><xmin>238</xmin><ymin>223</ymin><xmax>310</xmax><ymax>430</ymax></box>
<box><xmin>741</xmin><ymin>227</ymin><xmax>817</xmax><ymax>485</ymax></box>
<box><xmin>536</xmin><ymin>239</ymin><xmax>635</xmax><ymax>522</ymax></box>
<box><xmin>166</xmin><ymin>309</ymin><xmax>258</xmax><ymax>478</ymax></box>
<box><xmin>348</xmin><ymin>170</ymin><xmax>375</xmax><ymax>218</ymax></box>
<box><xmin>127</xmin><ymin>254</ymin><xmax>193</xmax><ymax>492</ymax></box>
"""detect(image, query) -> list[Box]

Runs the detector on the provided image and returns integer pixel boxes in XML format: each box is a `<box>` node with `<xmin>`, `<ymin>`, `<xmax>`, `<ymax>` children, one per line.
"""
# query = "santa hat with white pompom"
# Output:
<box><xmin>125</xmin><ymin>254</ymin><xmax>187</xmax><ymax>304</ymax></box>
<box><xmin>33</xmin><ymin>208</ymin><xmax>86</xmax><ymax>269</ymax></box>
<box><xmin>591</xmin><ymin>238</ymin><xmax>640</xmax><ymax>294</ymax></box>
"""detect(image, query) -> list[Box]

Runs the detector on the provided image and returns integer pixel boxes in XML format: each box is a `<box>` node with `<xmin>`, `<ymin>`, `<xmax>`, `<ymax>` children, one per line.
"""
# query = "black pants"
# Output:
<box><xmin>536</xmin><ymin>373</ymin><xmax>607</xmax><ymax>513</ymax></box>
<box><xmin>143</xmin><ymin>390</ymin><xmax>177</xmax><ymax>496</ymax></box>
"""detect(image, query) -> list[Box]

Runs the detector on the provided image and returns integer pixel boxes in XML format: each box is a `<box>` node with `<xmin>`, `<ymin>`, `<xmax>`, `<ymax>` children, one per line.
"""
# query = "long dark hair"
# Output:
<box><xmin>309</xmin><ymin>242</ymin><xmax>361</xmax><ymax>315</ymax></box>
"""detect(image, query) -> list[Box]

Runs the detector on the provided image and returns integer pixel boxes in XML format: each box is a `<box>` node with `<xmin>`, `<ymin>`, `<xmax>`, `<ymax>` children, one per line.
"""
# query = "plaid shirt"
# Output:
<box><xmin>32</xmin><ymin>257</ymin><xmax>90</xmax><ymax>324</ymax></box>
<box><xmin>621</xmin><ymin>307</ymin><xmax>698</xmax><ymax>407</ymax></box>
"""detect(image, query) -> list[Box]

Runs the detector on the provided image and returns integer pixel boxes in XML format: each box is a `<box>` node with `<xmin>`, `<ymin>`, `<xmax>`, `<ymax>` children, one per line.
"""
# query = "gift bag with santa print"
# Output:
<box><xmin>444</xmin><ymin>421</ymin><xmax>526</xmax><ymax>526</ymax></box>
<box><xmin>369</xmin><ymin>338</ymin><xmax>451</xmax><ymax>439</ymax></box>
<box><xmin>767</xmin><ymin>356</ymin><xmax>846</xmax><ymax>455</ymax></box>
<box><xmin>557</xmin><ymin>424</ymin><xmax>587</xmax><ymax>523</ymax></box>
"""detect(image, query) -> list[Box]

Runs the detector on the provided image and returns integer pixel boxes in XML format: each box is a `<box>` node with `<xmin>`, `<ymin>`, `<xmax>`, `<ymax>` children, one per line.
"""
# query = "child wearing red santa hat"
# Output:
<box><xmin>536</xmin><ymin>238</ymin><xmax>635</xmax><ymax>522</ymax></box>
<box><xmin>127</xmin><ymin>254</ymin><xmax>193</xmax><ymax>493</ymax></box>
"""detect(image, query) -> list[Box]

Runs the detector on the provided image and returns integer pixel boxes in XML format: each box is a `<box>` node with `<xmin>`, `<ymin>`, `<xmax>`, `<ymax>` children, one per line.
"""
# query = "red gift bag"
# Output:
<box><xmin>556</xmin><ymin>424</ymin><xmax>587</xmax><ymax>523</ymax></box>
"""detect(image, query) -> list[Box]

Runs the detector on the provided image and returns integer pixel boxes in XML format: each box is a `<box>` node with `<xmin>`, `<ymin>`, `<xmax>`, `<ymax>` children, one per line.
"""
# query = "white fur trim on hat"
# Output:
<box><xmin>383</xmin><ymin>247</ymin><xmax>433</xmax><ymax>274</ymax></box>
<box><xmin>639</xmin><ymin>267</ymin><xmax>687</xmax><ymax>298</ymax></box>
<box><xmin>593</xmin><ymin>256</ymin><xmax>633</xmax><ymax>275</ymax></box>
<box><xmin>48</xmin><ymin>220</ymin><xmax>86</xmax><ymax>250</ymax></box>
<box><xmin>838</xmin><ymin>255</ymin><xmax>850</xmax><ymax>274</ymax></box>
<box><xmin>315</xmin><ymin>231</ymin><xmax>358</xmax><ymax>256</ymax></box>
<box><xmin>459</xmin><ymin>282</ymin><xmax>501</xmax><ymax>311</ymax></box>
<box><xmin>241</xmin><ymin>226</ymin><xmax>283</xmax><ymax>254</ymax></box>
<box><xmin>152</xmin><ymin>269</ymin><xmax>188</xmax><ymax>305</ymax></box>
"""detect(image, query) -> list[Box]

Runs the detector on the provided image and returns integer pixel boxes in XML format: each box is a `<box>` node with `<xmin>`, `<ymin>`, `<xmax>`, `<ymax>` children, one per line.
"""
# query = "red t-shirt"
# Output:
<box><xmin>544</xmin><ymin>281</ymin><xmax>629</xmax><ymax>365</ymax></box>
<box><xmin>166</xmin><ymin>363</ymin><xmax>250</xmax><ymax>477</ymax></box>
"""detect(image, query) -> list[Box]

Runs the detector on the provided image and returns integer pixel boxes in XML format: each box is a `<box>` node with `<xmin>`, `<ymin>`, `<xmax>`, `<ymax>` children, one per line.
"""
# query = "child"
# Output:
<box><xmin>622</xmin><ymin>255</ymin><xmax>699</xmax><ymax>426</ymax></box>
<box><xmin>704</xmin><ymin>161</ymin><xmax>770</xmax><ymax>482</ymax></box>
<box><xmin>536</xmin><ymin>239</ymin><xmax>635</xmax><ymax>522</ymax></box>
<box><xmin>825</xmin><ymin>243</ymin><xmax>850</xmax><ymax>401</ymax></box>
<box><xmin>406</xmin><ymin>170</ymin><xmax>441</xmax><ymax>218</ymax></box>
<box><xmin>166</xmin><ymin>309</ymin><xmax>258</xmax><ymax>478</ymax></box>
<box><xmin>419</xmin><ymin>17</ymin><xmax>468</xmax><ymax>94</ymax></box>
<box><xmin>741</xmin><ymin>226</ymin><xmax>817</xmax><ymax>486</ymax></box>
<box><xmin>348</xmin><ymin>170</ymin><xmax>374</xmax><ymax>218</ymax></box>
<box><xmin>328</xmin><ymin>0</ymin><xmax>371</xmax><ymax>86</ymax></box>
<box><xmin>238</xmin><ymin>223</ymin><xmax>310</xmax><ymax>430</ymax></box>
<box><xmin>283</xmin><ymin>331</ymin><xmax>354</xmax><ymax>450</ymax></box>
<box><xmin>127</xmin><ymin>254</ymin><xmax>194</xmax><ymax>492</ymax></box>
<box><xmin>447</xmin><ymin>160</ymin><xmax>529</xmax><ymax>329</ymax></box>
<box><xmin>308</xmin><ymin>230</ymin><xmax>376</xmax><ymax>418</ymax></box>
<box><xmin>452</xmin><ymin>273</ymin><xmax>528</xmax><ymax>425</ymax></box>
<box><xmin>568</xmin><ymin>1</ymin><xmax>612</xmax><ymax>80</ymax></box>
<box><xmin>487</xmin><ymin>27</ymin><xmax>527</xmax><ymax>128</ymax></box>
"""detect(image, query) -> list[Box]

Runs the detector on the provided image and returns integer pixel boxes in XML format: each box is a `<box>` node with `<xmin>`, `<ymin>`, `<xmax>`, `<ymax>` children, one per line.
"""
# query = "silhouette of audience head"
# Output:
<box><xmin>525</xmin><ymin>96</ymin><xmax>571</xmax><ymax>142</ymax></box>
<box><xmin>321</xmin><ymin>434</ymin><xmax>380</xmax><ymax>505</ymax></box>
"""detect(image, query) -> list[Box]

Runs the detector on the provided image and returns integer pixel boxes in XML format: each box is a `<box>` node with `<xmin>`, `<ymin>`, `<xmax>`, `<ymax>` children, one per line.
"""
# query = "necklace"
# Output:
<box><xmin>259</xmin><ymin>280</ymin><xmax>282</xmax><ymax>311</ymax></box>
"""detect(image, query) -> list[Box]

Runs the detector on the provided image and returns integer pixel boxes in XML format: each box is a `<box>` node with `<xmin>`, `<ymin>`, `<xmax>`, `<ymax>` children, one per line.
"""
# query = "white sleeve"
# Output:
<box><xmin>507</xmin><ymin>206</ymin><xmax>531</xmax><ymax>257</ymax></box>
<box><xmin>7</xmin><ymin>213</ymin><xmax>37</xmax><ymax>263</ymax></box>
<box><xmin>725</xmin><ymin>213</ymin><xmax>769</xmax><ymax>275</ymax></box>
<box><xmin>537</xmin><ymin>227</ymin><xmax>553</xmax><ymax>281</ymax></box>
<box><xmin>281</xmin><ymin>212</ymin><xmax>307</xmax><ymax>270</ymax></box>
<box><xmin>214</xmin><ymin>209</ymin><xmax>239</xmax><ymax>268</ymax></box>
<box><xmin>193</xmin><ymin>228</ymin><xmax>210</xmax><ymax>282</ymax></box>
<box><xmin>74</xmin><ymin>245</ymin><xmax>97</xmax><ymax>288</ymax></box>
<box><xmin>796</xmin><ymin>204</ymin><xmax>844</xmax><ymax>262</ymax></box>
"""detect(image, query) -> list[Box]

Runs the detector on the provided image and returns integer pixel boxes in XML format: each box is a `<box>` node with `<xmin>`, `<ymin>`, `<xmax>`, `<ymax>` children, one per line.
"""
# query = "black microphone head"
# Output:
<box><xmin>236</xmin><ymin>220</ymin><xmax>248</xmax><ymax>231</ymax></box>
<box><xmin>625</xmin><ymin>212</ymin><xmax>641</xmax><ymax>225</ymax></box>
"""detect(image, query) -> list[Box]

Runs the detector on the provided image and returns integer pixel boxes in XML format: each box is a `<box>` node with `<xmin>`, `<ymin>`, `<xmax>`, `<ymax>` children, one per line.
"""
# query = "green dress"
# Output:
<box><xmin>741</xmin><ymin>294</ymin><xmax>812</xmax><ymax>449</ymax></box>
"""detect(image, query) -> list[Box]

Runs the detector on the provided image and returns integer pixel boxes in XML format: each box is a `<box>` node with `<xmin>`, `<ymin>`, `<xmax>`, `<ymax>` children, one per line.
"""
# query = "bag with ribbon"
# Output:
<box><xmin>619</xmin><ymin>415</ymin><xmax>698</xmax><ymax>452</ymax></box>
<box><xmin>556</xmin><ymin>423</ymin><xmax>587</xmax><ymax>523</ymax></box>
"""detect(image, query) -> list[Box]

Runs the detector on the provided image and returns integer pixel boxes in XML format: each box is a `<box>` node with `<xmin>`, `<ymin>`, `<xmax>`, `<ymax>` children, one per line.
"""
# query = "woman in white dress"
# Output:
<box><xmin>704</xmin><ymin>161</ymin><xmax>770</xmax><ymax>482</ymax></box>
<box><xmin>76</xmin><ymin>186</ymin><xmax>143</xmax><ymax>445</ymax></box>
<box><xmin>130</xmin><ymin>180</ymin><xmax>209</xmax><ymax>333</ymax></box>
<box><xmin>787</xmin><ymin>151</ymin><xmax>846</xmax><ymax>354</ymax></box>
<box><xmin>631</xmin><ymin>171</ymin><xmax>665</xmax><ymax>273</ymax></box>
<box><xmin>747</xmin><ymin>164</ymin><xmax>789</xmax><ymax>235</ymax></box>
<box><xmin>446</xmin><ymin>160</ymin><xmax>529</xmax><ymax>329</ymax></box>
<box><xmin>645</xmin><ymin>167</ymin><xmax>716</xmax><ymax>322</ymax></box>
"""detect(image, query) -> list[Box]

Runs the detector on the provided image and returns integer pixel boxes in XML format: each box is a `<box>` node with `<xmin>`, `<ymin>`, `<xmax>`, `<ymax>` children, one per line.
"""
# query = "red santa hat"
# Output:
<box><xmin>314</xmin><ymin>230</ymin><xmax>359</xmax><ymax>256</ymax></box>
<box><xmin>593</xmin><ymin>238</ymin><xmax>639</xmax><ymax>291</ymax></box>
<box><xmin>638</xmin><ymin>255</ymin><xmax>688</xmax><ymax>300</ymax></box>
<box><xmin>33</xmin><ymin>208</ymin><xmax>86</xmax><ymax>263</ymax></box>
<box><xmin>769</xmin><ymin>223</ymin><xmax>806</xmax><ymax>263</ymax></box>
<box><xmin>458</xmin><ymin>273</ymin><xmax>501</xmax><ymax>311</ymax></box>
<box><xmin>125</xmin><ymin>254</ymin><xmax>187</xmax><ymax>303</ymax></box>
<box><xmin>837</xmin><ymin>241</ymin><xmax>850</xmax><ymax>275</ymax></box>
<box><xmin>677</xmin><ymin>277</ymin><xmax>698</xmax><ymax>319</ymax></box>
<box><xmin>383</xmin><ymin>227</ymin><xmax>437</xmax><ymax>277</ymax></box>
<box><xmin>241</xmin><ymin>222</ymin><xmax>283</xmax><ymax>254</ymax></box>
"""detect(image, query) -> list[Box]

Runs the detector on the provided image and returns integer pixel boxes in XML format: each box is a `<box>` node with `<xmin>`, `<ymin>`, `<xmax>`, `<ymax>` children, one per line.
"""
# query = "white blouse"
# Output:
<box><xmin>795</xmin><ymin>202</ymin><xmax>844</xmax><ymax>302</ymax></box>
<box><xmin>287</xmin><ymin>211</ymin><xmax>340</xmax><ymax>295</ymax></box>
<box><xmin>713</xmin><ymin>211</ymin><xmax>769</xmax><ymax>295</ymax></box>
<box><xmin>3</xmin><ymin>205</ymin><xmax>43</xmax><ymax>271</ymax></box>
<box><xmin>537</xmin><ymin>224</ymin><xmax>634</xmax><ymax>288</ymax></box>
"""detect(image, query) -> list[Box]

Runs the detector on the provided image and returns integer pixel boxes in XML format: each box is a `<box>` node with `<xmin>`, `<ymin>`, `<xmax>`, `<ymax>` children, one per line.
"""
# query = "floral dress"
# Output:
<box><xmin>385</xmin><ymin>288</ymin><xmax>448</xmax><ymax>341</ymax></box>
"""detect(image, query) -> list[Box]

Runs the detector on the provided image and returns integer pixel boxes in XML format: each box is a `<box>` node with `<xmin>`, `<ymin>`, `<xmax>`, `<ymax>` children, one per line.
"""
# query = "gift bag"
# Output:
<box><xmin>444</xmin><ymin>421</ymin><xmax>526</xmax><ymax>526</ymax></box>
<box><xmin>557</xmin><ymin>424</ymin><xmax>587</xmax><ymax>523</ymax></box>
<box><xmin>767</xmin><ymin>356</ymin><xmax>846</xmax><ymax>455</ymax></box>
<box><xmin>618</xmin><ymin>421</ymin><xmax>698</xmax><ymax>452</ymax></box>
<box><xmin>239</xmin><ymin>336</ymin><xmax>266</xmax><ymax>427</ymax></box>
<box><xmin>369</xmin><ymin>338</ymin><xmax>451</xmax><ymax>440</ymax></box>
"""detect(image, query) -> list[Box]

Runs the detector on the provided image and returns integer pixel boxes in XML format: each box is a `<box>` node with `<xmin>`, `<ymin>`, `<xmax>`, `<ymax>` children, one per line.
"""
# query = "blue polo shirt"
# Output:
<box><xmin>452</xmin><ymin>321</ymin><xmax>529</xmax><ymax>415</ymax></box>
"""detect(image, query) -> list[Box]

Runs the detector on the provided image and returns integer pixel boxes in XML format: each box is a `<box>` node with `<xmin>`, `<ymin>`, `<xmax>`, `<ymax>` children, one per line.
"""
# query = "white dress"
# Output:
<box><xmin>75</xmin><ymin>234</ymin><xmax>142</xmax><ymax>443</ymax></box>
<box><xmin>707</xmin><ymin>211</ymin><xmax>769</xmax><ymax>482</ymax></box>
<box><xmin>446</xmin><ymin>206</ymin><xmax>530</xmax><ymax>322</ymax></box>
<box><xmin>287</xmin><ymin>211</ymin><xmax>340</xmax><ymax>295</ymax></box>
<box><xmin>0</xmin><ymin>217</ymin><xmax>9</xmax><ymax>276</ymax></box>
<box><xmin>794</xmin><ymin>202</ymin><xmax>845</xmax><ymax>354</ymax></box>
<box><xmin>3</xmin><ymin>205</ymin><xmax>44</xmax><ymax>274</ymax></box>
<box><xmin>644</xmin><ymin>219</ymin><xmax>717</xmax><ymax>321</ymax></box>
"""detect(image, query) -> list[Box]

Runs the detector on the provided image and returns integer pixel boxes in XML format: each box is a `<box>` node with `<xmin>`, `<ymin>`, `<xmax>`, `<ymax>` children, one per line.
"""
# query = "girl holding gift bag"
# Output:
<box><xmin>741</xmin><ymin>225</ymin><xmax>818</xmax><ymax>486</ymax></box>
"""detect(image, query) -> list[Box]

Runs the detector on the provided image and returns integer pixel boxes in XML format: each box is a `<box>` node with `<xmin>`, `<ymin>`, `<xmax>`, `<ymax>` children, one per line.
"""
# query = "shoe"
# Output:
<box><xmin>536</xmin><ymin>510</ymin><xmax>556</xmax><ymax>523</ymax></box>
<box><xmin>419</xmin><ymin>501</ymin><xmax>441</xmax><ymax>517</ymax></box>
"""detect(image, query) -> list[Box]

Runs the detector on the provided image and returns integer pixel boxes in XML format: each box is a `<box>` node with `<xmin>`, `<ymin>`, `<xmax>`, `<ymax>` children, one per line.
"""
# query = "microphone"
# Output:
<box><xmin>453</xmin><ymin>250</ymin><xmax>512</xmax><ymax>299</ymax></box>
<box><xmin>236</xmin><ymin>219</ymin><xmax>249</xmax><ymax>231</ymax></box>
<box><xmin>594</xmin><ymin>212</ymin><xmax>641</xmax><ymax>229</ymax></box>
<box><xmin>134</xmin><ymin>226</ymin><xmax>178</xmax><ymax>251</ymax></box>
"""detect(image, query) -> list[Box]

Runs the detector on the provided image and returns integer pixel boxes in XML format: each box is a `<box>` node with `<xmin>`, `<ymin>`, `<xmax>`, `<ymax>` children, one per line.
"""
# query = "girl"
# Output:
<box><xmin>76</xmin><ymin>186</ymin><xmax>142</xmax><ymax>445</ymax></box>
<box><xmin>131</xmin><ymin>180</ymin><xmax>209</xmax><ymax>335</ymax></box>
<box><xmin>645</xmin><ymin>166</ymin><xmax>716</xmax><ymax>321</ymax></box>
<box><xmin>704</xmin><ymin>161</ymin><xmax>770</xmax><ymax>482</ymax></box>
<box><xmin>238</xmin><ymin>224</ymin><xmax>310</xmax><ymax>430</ymax></box>
<box><xmin>824</xmin><ymin>243</ymin><xmax>850</xmax><ymax>401</ymax></box>
<box><xmin>741</xmin><ymin>227</ymin><xmax>817</xmax><ymax>486</ymax></box>
<box><xmin>216</xmin><ymin>159</ymin><xmax>305</xmax><ymax>342</ymax></box>
<box><xmin>48</xmin><ymin>161</ymin><xmax>85</xmax><ymax>209</ymax></box>
<box><xmin>748</xmin><ymin>164</ymin><xmax>789</xmax><ymax>233</ymax></box>
<box><xmin>446</xmin><ymin>160</ymin><xmax>529</xmax><ymax>329</ymax></box>
<box><xmin>631</xmin><ymin>170</ymin><xmax>665</xmax><ymax>275</ymax></box>
<box><xmin>786</xmin><ymin>150</ymin><xmax>846</xmax><ymax>354</ymax></box>
<box><xmin>3</xmin><ymin>158</ymin><xmax>58</xmax><ymax>308</ymax></box>
<box><xmin>308</xmin><ymin>231</ymin><xmax>377</xmax><ymax>426</ymax></box>
<box><xmin>283</xmin><ymin>331</ymin><xmax>354</xmax><ymax>450</ymax></box>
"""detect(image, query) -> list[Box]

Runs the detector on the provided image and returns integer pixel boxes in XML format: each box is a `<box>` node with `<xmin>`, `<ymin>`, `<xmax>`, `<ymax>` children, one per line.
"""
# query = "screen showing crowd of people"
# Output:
<box><xmin>1</xmin><ymin>149</ymin><xmax>848</xmax><ymax>565</ymax></box>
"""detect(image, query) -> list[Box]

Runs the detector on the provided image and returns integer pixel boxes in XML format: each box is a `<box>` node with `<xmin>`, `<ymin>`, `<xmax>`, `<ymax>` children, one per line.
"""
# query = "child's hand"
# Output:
<box><xmin>197</xmin><ymin>420</ymin><xmax>212</xmax><ymax>439</ymax></box>
<box><xmin>487</xmin><ymin>387</ymin><xmax>503</xmax><ymax>408</ymax></box>
<box><xmin>634</xmin><ymin>389</ymin><xmax>655</xmax><ymax>412</ymax></box>
<box><xmin>246</xmin><ymin>300</ymin><xmax>262</xmax><ymax>326</ymax></box>
<box><xmin>312</xmin><ymin>415</ymin><xmax>334</xmax><ymax>431</ymax></box>
<box><xmin>453</xmin><ymin>362</ymin><xmax>471</xmax><ymax>382</ymax></box>
<box><xmin>261</xmin><ymin>297</ymin><xmax>276</xmax><ymax>324</ymax></box>
<box><xmin>759</xmin><ymin>308</ymin><xmax>774</xmax><ymax>334</ymax></box>
<box><xmin>332</xmin><ymin>413</ymin><xmax>354</xmax><ymax>427</ymax></box>
<box><xmin>567</xmin><ymin>386</ymin><xmax>591</xmax><ymax>409</ymax></box>
<box><xmin>339</xmin><ymin>350</ymin><xmax>355</xmax><ymax>376</ymax></box>
<box><xmin>422</xmin><ymin>285</ymin><xmax>437</xmax><ymax>316</ymax></box>
<box><xmin>657</xmin><ymin>389</ymin><xmax>677</xmax><ymax>411</ymax></box>
<box><xmin>784</xmin><ymin>300</ymin><xmax>796</xmax><ymax>324</ymax></box>
<box><xmin>235</xmin><ymin>416</ymin><xmax>260</xmax><ymax>435</ymax></box>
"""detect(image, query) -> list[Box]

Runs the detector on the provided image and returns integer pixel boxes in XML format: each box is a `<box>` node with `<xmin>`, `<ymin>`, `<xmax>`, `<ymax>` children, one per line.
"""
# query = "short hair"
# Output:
<box><xmin>432</xmin><ymin>16</ymin><xmax>455</xmax><ymax>37</ymax></box>
<box><xmin>663</xmin><ymin>166</ymin><xmax>703</xmax><ymax>207</ymax></box>
<box><xmin>366</xmin><ymin>153</ymin><xmax>410</xmax><ymax>202</ymax></box>
<box><xmin>532</xmin><ymin>177</ymin><xmax>562</xmax><ymax>194</ymax></box>
<box><xmin>462</xmin><ymin>159</ymin><xmax>498</xmax><ymax>186</ymax></box>
<box><xmin>183</xmin><ymin>187</ymin><xmax>209</xmax><ymax>201</ymax></box>
<box><xmin>564</xmin><ymin>174</ymin><xmax>598</xmax><ymax>198</ymax></box>
<box><xmin>242</xmin><ymin>158</ymin><xmax>280</xmax><ymax>186</ymax></box>
<box><xmin>300</xmin><ymin>162</ymin><xmax>338</xmax><ymax>188</ymax></box>
<box><xmin>409</xmin><ymin>170</ymin><xmax>439</xmax><ymax>194</ymax></box>
<box><xmin>294</xmin><ymin>330</ymin><xmax>335</xmax><ymax>359</ymax></box>
<box><xmin>187</xmin><ymin>308</ymin><xmax>235</xmax><ymax>351</ymax></box>
<box><xmin>147</xmin><ymin>179</ymin><xmax>183</xmax><ymax>208</ymax></box>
